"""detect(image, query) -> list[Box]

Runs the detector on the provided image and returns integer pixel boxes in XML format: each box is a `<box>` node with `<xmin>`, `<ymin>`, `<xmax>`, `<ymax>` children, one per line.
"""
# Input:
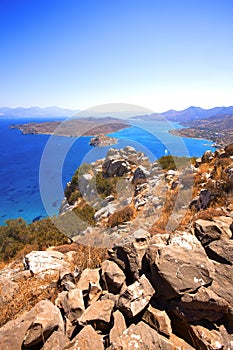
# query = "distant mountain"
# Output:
<box><xmin>0</xmin><ymin>106</ymin><xmax>80</xmax><ymax>118</ymax></box>
<box><xmin>162</xmin><ymin>106</ymin><xmax>233</xmax><ymax>122</ymax></box>
<box><xmin>130</xmin><ymin>113</ymin><xmax>165</xmax><ymax>121</ymax></box>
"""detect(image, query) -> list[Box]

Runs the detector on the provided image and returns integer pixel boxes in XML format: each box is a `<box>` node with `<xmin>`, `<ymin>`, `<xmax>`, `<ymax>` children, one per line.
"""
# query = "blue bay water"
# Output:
<box><xmin>0</xmin><ymin>117</ymin><xmax>215</xmax><ymax>225</ymax></box>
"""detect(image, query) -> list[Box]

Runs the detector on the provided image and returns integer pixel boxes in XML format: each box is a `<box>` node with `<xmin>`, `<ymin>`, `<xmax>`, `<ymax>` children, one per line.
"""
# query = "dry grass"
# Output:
<box><xmin>107</xmin><ymin>205</ymin><xmax>135</xmax><ymax>228</ymax></box>
<box><xmin>0</xmin><ymin>273</ymin><xmax>59</xmax><ymax>327</ymax></box>
<box><xmin>52</xmin><ymin>243</ymin><xmax>109</xmax><ymax>270</ymax></box>
<box><xmin>0</xmin><ymin>243</ymin><xmax>108</xmax><ymax>327</ymax></box>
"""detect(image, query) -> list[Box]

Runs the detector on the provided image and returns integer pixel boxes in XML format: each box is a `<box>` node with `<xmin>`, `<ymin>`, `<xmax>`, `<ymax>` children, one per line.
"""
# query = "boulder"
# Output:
<box><xmin>56</xmin><ymin>288</ymin><xmax>85</xmax><ymax>323</ymax></box>
<box><xmin>109</xmin><ymin>310</ymin><xmax>127</xmax><ymax>344</ymax></box>
<box><xmin>42</xmin><ymin>331</ymin><xmax>69</xmax><ymax>350</ymax></box>
<box><xmin>94</xmin><ymin>203</ymin><xmax>116</xmax><ymax>221</ymax></box>
<box><xmin>170</xmin><ymin>286</ymin><xmax>229</xmax><ymax>322</ymax></box>
<box><xmin>76</xmin><ymin>268</ymin><xmax>100</xmax><ymax>292</ymax></box>
<box><xmin>190</xmin><ymin>324</ymin><xmax>225</xmax><ymax>350</ymax></box>
<box><xmin>101</xmin><ymin>260</ymin><xmax>126</xmax><ymax>294</ymax></box>
<box><xmin>132</xmin><ymin>166</ymin><xmax>150</xmax><ymax>185</ymax></box>
<box><xmin>102</xmin><ymin>159</ymin><xmax>131</xmax><ymax>177</ymax></box>
<box><xmin>107</xmin><ymin>321</ymin><xmax>194</xmax><ymax>350</ymax></box>
<box><xmin>0</xmin><ymin>300</ymin><xmax>64</xmax><ymax>350</ymax></box>
<box><xmin>206</xmin><ymin>239</ymin><xmax>233</xmax><ymax>265</ymax></box>
<box><xmin>108</xmin><ymin>229</ymin><xmax>150</xmax><ymax>282</ymax></box>
<box><xmin>142</xmin><ymin>304</ymin><xmax>172</xmax><ymax>337</ymax></box>
<box><xmin>117</xmin><ymin>274</ymin><xmax>155</xmax><ymax>318</ymax></box>
<box><xmin>194</xmin><ymin>217</ymin><xmax>232</xmax><ymax>246</ymax></box>
<box><xmin>145</xmin><ymin>232</ymin><xmax>214</xmax><ymax>300</ymax></box>
<box><xmin>88</xmin><ymin>282</ymin><xmax>102</xmax><ymax>305</ymax></box>
<box><xmin>78</xmin><ymin>299</ymin><xmax>114</xmax><ymax>331</ymax></box>
<box><xmin>23</xmin><ymin>300</ymin><xmax>64</xmax><ymax>348</ymax></box>
<box><xmin>210</xmin><ymin>263</ymin><xmax>233</xmax><ymax>307</ymax></box>
<box><xmin>202</xmin><ymin>150</ymin><xmax>214</xmax><ymax>163</ymax></box>
<box><xmin>189</xmin><ymin>189</ymin><xmax>214</xmax><ymax>210</ymax></box>
<box><xmin>65</xmin><ymin>325</ymin><xmax>104</xmax><ymax>350</ymax></box>
<box><xmin>24</xmin><ymin>250</ymin><xmax>70</xmax><ymax>274</ymax></box>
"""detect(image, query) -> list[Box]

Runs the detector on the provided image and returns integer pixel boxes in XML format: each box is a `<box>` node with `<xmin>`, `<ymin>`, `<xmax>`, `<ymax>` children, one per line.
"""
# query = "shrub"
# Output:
<box><xmin>159</xmin><ymin>155</ymin><xmax>195</xmax><ymax>171</ymax></box>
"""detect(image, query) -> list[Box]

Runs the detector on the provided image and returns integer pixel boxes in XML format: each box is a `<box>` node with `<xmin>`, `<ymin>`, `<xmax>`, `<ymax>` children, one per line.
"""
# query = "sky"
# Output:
<box><xmin>0</xmin><ymin>0</ymin><xmax>233</xmax><ymax>113</ymax></box>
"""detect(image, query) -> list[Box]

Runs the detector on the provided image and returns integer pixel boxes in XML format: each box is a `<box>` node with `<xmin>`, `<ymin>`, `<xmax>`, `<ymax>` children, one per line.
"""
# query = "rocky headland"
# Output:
<box><xmin>10</xmin><ymin>117</ymin><xmax>130</xmax><ymax>139</ymax></box>
<box><xmin>1</xmin><ymin>144</ymin><xmax>233</xmax><ymax>349</ymax></box>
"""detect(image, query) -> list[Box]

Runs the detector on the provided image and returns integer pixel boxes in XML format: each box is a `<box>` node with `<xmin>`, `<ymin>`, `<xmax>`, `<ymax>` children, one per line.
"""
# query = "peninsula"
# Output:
<box><xmin>170</xmin><ymin>114</ymin><xmax>233</xmax><ymax>147</ymax></box>
<box><xmin>10</xmin><ymin>117</ymin><xmax>130</xmax><ymax>142</ymax></box>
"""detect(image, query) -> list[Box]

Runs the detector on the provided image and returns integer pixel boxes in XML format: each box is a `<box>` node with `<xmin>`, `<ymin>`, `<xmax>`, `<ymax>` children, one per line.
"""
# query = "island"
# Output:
<box><xmin>89</xmin><ymin>134</ymin><xmax>118</xmax><ymax>146</ymax></box>
<box><xmin>10</xmin><ymin>117</ymin><xmax>130</xmax><ymax>146</ymax></box>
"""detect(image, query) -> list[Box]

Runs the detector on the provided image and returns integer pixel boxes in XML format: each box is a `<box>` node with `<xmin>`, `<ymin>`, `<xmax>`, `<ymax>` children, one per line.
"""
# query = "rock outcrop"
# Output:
<box><xmin>1</xmin><ymin>144</ymin><xmax>233</xmax><ymax>348</ymax></box>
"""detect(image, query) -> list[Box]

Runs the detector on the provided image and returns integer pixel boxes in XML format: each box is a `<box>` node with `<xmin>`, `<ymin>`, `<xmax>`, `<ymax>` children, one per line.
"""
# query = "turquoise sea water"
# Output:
<box><xmin>0</xmin><ymin>117</ymin><xmax>215</xmax><ymax>225</ymax></box>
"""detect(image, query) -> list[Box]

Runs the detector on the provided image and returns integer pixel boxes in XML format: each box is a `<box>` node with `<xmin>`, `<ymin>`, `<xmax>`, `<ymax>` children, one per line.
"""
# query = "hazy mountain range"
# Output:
<box><xmin>0</xmin><ymin>106</ymin><xmax>80</xmax><ymax>118</ymax></box>
<box><xmin>131</xmin><ymin>106</ymin><xmax>233</xmax><ymax>122</ymax></box>
<box><xmin>1</xmin><ymin>105</ymin><xmax>233</xmax><ymax>122</ymax></box>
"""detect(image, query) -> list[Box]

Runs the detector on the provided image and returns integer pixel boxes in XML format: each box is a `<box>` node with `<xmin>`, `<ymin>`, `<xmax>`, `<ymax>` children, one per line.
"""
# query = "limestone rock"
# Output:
<box><xmin>107</xmin><ymin>321</ymin><xmax>194</xmax><ymax>350</ymax></box>
<box><xmin>24</xmin><ymin>250</ymin><xmax>70</xmax><ymax>274</ymax></box>
<box><xmin>59</xmin><ymin>288</ymin><xmax>85</xmax><ymax>323</ymax></box>
<box><xmin>109</xmin><ymin>229</ymin><xmax>150</xmax><ymax>282</ymax></box>
<box><xmin>146</xmin><ymin>232</ymin><xmax>214</xmax><ymax>299</ymax></box>
<box><xmin>65</xmin><ymin>325</ymin><xmax>104</xmax><ymax>350</ymax></box>
<box><xmin>102</xmin><ymin>159</ymin><xmax>131</xmax><ymax>177</ymax></box>
<box><xmin>0</xmin><ymin>300</ymin><xmax>63</xmax><ymax>350</ymax></box>
<box><xmin>206</xmin><ymin>239</ymin><xmax>233</xmax><ymax>265</ymax></box>
<box><xmin>194</xmin><ymin>217</ymin><xmax>232</xmax><ymax>246</ymax></box>
<box><xmin>76</xmin><ymin>268</ymin><xmax>100</xmax><ymax>291</ymax></box>
<box><xmin>117</xmin><ymin>274</ymin><xmax>155</xmax><ymax>318</ymax></box>
<box><xmin>190</xmin><ymin>324</ymin><xmax>225</xmax><ymax>350</ymax></box>
<box><xmin>88</xmin><ymin>282</ymin><xmax>102</xmax><ymax>305</ymax></box>
<box><xmin>132</xmin><ymin>166</ymin><xmax>150</xmax><ymax>185</ymax></box>
<box><xmin>23</xmin><ymin>300</ymin><xmax>64</xmax><ymax>347</ymax></box>
<box><xmin>101</xmin><ymin>260</ymin><xmax>125</xmax><ymax>294</ymax></box>
<box><xmin>42</xmin><ymin>330</ymin><xmax>69</xmax><ymax>350</ymax></box>
<box><xmin>142</xmin><ymin>304</ymin><xmax>172</xmax><ymax>337</ymax></box>
<box><xmin>170</xmin><ymin>286</ymin><xmax>229</xmax><ymax>322</ymax></box>
<box><xmin>210</xmin><ymin>262</ymin><xmax>233</xmax><ymax>307</ymax></box>
<box><xmin>94</xmin><ymin>203</ymin><xmax>116</xmax><ymax>221</ymax></box>
<box><xmin>79</xmin><ymin>299</ymin><xmax>114</xmax><ymax>331</ymax></box>
<box><xmin>189</xmin><ymin>189</ymin><xmax>214</xmax><ymax>210</ymax></box>
<box><xmin>109</xmin><ymin>310</ymin><xmax>127</xmax><ymax>344</ymax></box>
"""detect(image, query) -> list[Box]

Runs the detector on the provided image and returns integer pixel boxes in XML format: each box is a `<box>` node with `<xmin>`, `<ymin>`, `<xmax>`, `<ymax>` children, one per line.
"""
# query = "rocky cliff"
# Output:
<box><xmin>1</xmin><ymin>144</ymin><xmax>233</xmax><ymax>349</ymax></box>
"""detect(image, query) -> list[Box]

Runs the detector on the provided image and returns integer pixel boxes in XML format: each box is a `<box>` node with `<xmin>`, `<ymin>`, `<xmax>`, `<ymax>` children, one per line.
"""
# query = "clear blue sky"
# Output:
<box><xmin>1</xmin><ymin>0</ymin><xmax>233</xmax><ymax>112</ymax></box>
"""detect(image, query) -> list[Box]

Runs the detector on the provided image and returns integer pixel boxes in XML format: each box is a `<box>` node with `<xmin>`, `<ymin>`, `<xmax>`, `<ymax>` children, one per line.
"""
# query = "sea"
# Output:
<box><xmin>0</xmin><ymin>117</ymin><xmax>216</xmax><ymax>226</ymax></box>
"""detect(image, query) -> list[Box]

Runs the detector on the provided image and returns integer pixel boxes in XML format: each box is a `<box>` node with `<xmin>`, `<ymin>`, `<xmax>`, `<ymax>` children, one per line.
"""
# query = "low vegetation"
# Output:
<box><xmin>0</xmin><ymin>218</ymin><xmax>69</xmax><ymax>262</ymax></box>
<box><xmin>159</xmin><ymin>155</ymin><xmax>196</xmax><ymax>171</ymax></box>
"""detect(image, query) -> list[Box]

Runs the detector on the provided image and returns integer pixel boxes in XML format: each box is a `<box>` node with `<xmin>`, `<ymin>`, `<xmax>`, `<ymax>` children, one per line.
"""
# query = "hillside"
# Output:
<box><xmin>10</xmin><ymin>117</ymin><xmax>130</xmax><ymax>137</ymax></box>
<box><xmin>171</xmin><ymin>114</ymin><xmax>233</xmax><ymax>147</ymax></box>
<box><xmin>0</xmin><ymin>144</ymin><xmax>233</xmax><ymax>348</ymax></box>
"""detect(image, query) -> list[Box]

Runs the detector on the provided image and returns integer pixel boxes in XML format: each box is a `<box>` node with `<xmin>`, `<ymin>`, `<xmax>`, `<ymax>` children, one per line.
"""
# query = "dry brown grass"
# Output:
<box><xmin>107</xmin><ymin>205</ymin><xmax>135</xmax><ymax>228</ymax></box>
<box><xmin>152</xmin><ymin>188</ymin><xmax>179</xmax><ymax>231</ymax></box>
<box><xmin>0</xmin><ymin>273</ymin><xmax>59</xmax><ymax>327</ymax></box>
<box><xmin>0</xmin><ymin>243</ymin><xmax>108</xmax><ymax>327</ymax></box>
<box><xmin>52</xmin><ymin>243</ymin><xmax>109</xmax><ymax>270</ymax></box>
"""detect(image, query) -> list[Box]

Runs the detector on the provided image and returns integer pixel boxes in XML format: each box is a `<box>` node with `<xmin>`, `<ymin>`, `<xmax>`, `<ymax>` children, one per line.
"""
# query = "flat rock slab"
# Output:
<box><xmin>65</xmin><ymin>325</ymin><xmax>104</xmax><ymax>350</ymax></box>
<box><xmin>118</xmin><ymin>274</ymin><xmax>155</xmax><ymax>318</ymax></box>
<box><xmin>24</xmin><ymin>250</ymin><xmax>70</xmax><ymax>274</ymax></box>
<box><xmin>107</xmin><ymin>321</ymin><xmax>194</xmax><ymax>350</ymax></box>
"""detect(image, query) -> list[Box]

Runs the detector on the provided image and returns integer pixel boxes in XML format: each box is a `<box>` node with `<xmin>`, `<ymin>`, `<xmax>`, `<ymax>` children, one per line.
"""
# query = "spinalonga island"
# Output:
<box><xmin>10</xmin><ymin>117</ymin><xmax>130</xmax><ymax>147</ymax></box>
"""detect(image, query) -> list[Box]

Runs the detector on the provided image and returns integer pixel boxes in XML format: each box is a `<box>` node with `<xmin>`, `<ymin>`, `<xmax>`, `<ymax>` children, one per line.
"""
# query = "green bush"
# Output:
<box><xmin>0</xmin><ymin>218</ymin><xmax>68</xmax><ymax>262</ymax></box>
<box><xmin>158</xmin><ymin>155</ymin><xmax>196</xmax><ymax>171</ymax></box>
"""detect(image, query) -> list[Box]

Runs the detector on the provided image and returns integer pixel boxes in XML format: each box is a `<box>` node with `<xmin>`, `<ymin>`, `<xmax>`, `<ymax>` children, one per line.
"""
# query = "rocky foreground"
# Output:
<box><xmin>1</xmin><ymin>144</ymin><xmax>233</xmax><ymax>349</ymax></box>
